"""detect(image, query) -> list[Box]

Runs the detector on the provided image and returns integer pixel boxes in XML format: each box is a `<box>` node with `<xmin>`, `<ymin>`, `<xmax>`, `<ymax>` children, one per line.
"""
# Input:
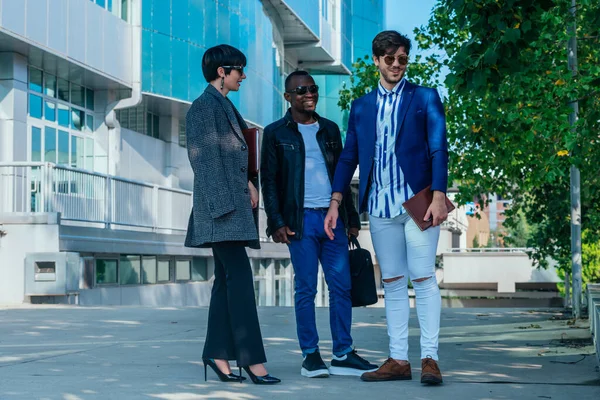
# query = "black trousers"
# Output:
<box><xmin>202</xmin><ymin>242</ymin><xmax>267</xmax><ymax>366</ymax></box>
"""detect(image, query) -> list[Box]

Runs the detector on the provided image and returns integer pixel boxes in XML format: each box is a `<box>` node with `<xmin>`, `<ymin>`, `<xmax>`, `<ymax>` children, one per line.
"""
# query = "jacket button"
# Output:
<box><xmin>244</xmin><ymin>188</ymin><xmax>249</xmax><ymax>194</ymax></box>
<box><xmin>241</xmin><ymin>166</ymin><xmax>247</xmax><ymax>172</ymax></box>
<box><xmin>241</xmin><ymin>145</ymin><xmax>247</xmax><ymax>151</ymax></box>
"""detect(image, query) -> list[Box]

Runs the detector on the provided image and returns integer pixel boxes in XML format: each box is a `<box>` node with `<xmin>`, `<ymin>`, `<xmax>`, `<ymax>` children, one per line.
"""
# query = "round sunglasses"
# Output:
<box><xmin>382</xmin><ymin>54</ymin><xmax>409</xmax><ymax>66</ymax></box>
<box><xmin>287</xmin><ymin>85</ymin><xmax>319</xmax><ymax>95</ymax></box>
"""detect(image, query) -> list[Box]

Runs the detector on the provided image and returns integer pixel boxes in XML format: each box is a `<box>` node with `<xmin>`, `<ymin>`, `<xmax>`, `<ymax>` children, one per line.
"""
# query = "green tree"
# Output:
<box><xmin>503</xmin><ymin>210</ymin><xmax>532</xmax><ymax>248</ymax></box>
<box><xmin>414</xmin><ymin>0</ymin><xmax>600</xmax><ymax>277</ymax></box>
<box><xmin>557</xmin><ymin>230</ymin><xmax>600</xmax><ymax>294</ymax></box>
<box><xmin>339</xmin><ymin>1</ymin><xmax>600</xmax><ymax>291</ymax></box>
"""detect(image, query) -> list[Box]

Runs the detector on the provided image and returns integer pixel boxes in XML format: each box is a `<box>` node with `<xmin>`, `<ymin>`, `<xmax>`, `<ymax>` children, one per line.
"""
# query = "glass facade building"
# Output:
<box><xmin>315</xmin><ymin>0</ymin><xmax>385</xmax><ymax>130</ymax></box>
<box><xmin>0</xmin><ymin>0</ymin><xmax>387</xmax><ymax>307</ymax></box>
<box><xmin>137</xmin><ymin>0</ymin><xmax>380</xmax><ymax>129</ymax></box>
<box><xmin>140</xmin><ymin>0</ymin><xmax>285</xmax><ymax>127</ymax></box>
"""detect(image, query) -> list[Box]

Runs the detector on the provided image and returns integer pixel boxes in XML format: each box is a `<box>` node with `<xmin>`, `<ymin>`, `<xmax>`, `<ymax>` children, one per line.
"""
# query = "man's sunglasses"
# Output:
<box><xmin>287</xmin><ymin>85</ymin><xmax>319</xmax><ymax>95</ymax></box>
<box><xmin>222</xmin><ymin>65</ymin><xmax>244</xmax><ymax>74</ymax></box>
<box><xmin>383</xmin><ymin>54</ymin><xmax>409</xmax><ymax>66</ymax></box>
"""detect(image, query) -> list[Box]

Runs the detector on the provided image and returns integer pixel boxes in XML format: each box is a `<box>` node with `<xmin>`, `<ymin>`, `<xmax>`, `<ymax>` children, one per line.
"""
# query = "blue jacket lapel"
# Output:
<box><xmin>364</xmin><ymin>89</ymin><xmax>378</xmax><ymax>158</ymax></box>
<box><xmin>396</xmin><ymin>80</ymin><xmax>416</xmax><ymax>137</ymax></box>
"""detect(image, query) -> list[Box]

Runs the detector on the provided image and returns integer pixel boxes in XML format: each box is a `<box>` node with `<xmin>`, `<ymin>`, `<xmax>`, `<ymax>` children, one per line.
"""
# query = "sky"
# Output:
<box><xmin>385</xmin><ymin>0</ymin><xmax>438</xmax><ymax>46</ymax></box>
<box><xmin>384</xmin><ymin>0</ymin><xmax>448</xmax><ymax>93</ymax></box>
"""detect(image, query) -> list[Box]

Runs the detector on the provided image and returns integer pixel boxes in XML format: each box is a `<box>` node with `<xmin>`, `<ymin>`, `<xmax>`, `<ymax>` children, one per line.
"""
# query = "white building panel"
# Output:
<box><xmin>0</xmin><ymin>0</ymin><xmax>134</xmax><ymax>86</ymax></box>
<box><xmin>48</xmin><ymin>0</ymin><xmax>69</xmax><ymax>54</ymax></box>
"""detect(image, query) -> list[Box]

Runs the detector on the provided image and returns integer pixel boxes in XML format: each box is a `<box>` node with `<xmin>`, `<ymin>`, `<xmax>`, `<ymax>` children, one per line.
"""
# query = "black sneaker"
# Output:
<box><xmin>301</xmin><ymin>351</ymin><xmax>330</xmax><ymax>378</ymax></box>
<box><xmin>329</xmin><ymin>349</ymin><xmax>378</xmax><ymax>376</ymax></box>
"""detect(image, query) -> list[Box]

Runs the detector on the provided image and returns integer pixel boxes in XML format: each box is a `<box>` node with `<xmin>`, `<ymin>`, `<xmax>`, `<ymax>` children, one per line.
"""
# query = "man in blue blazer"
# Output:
<box><xmin>324</xmin><ymin>31</ymin><xmax>448</xmax><ymax>385</ymax></box>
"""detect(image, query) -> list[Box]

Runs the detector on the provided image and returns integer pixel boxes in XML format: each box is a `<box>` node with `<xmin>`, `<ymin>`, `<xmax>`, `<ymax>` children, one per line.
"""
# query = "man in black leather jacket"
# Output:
<box><xmin>260</xmin><ymin>71</ymin><xmax>377</xmax><ymax>379</ymax></box>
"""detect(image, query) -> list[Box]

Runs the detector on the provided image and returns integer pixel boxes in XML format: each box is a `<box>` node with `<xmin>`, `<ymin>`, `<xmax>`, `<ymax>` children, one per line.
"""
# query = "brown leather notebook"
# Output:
<box><xmin>402</xmin><ymin>185</ymin><xmax>455</xmax><ymax>231</ymax></box>
<box><xmin>242</xmin><ymin>128</ymin><xmax>260</xmax><ymax>177</ymax></box>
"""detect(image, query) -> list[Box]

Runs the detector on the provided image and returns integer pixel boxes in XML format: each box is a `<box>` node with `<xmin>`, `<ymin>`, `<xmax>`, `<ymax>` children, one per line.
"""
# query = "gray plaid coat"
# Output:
<box><xmin>184</xmin><ymin>84</ymin><xmax>259</xmax><ymax>249</ymax></box>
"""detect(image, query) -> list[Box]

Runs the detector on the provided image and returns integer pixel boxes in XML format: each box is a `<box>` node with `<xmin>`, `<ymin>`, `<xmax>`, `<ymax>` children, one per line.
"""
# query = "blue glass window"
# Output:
<box><xmin>71</xmin><ymin>136</ymin><xmax>84</xmax><ymax>168</ymax></box>
<box><xmin>45</xmin><ymin>127</ymin><xmax>57</xmax><ymax>163</ymax></box>
<box><xmin>86</xmin><ymin>88</ymin><xmax>95</xmax><ymax>110</ymax></box>
<box><xmin>58</xmin><ymin>104</ymin><xmax>70</xmax><ymax>127</ymax></box>
<box><xmin>44</xmin><ymin>74</ymin><xmax>56</xmax><ymax>97</ymax></box>
<box><xmin>152</xmin><ymin>33</ymin><xmax>172</xmax><ymax>97</ymax></box>
<box><xmin>44</xmin><ymin>101</ymin><xmax>56</xmax><ymax>122</ymax></box>
<box><xmin>29</xmin><ymin>67</ymin><xmax>42</xmax><ymax>92</ymax></box>
<box><xmin>72</xmin><ymin>109</ymin><xmax>84</xmax><ymax>131</ymax></box>
<box><xmin>217</xmin><ymin>1</ymin><xmax>231</xmax><ymax>44</ymax></box>
<box><xmin>58</xmin><ymin>130</ymin><xmax>69</xmax><ymax>165</ymax></box>
<box><xmin>96</xmin><ymin>259</ymin><xmax>117</xmax><ymax>284</ymax></box>
<box><xmin>188</xmin><ymin>3</ymin><xmax>204</xmax><ymax>46</ymax></box>
<box><xmin>153</xmin><ymin>114</ymin><xmax>159</xmax><ymax>139</ymax></box>
<box><xmin>71</xmin><ymin>84</ymin><xmax>85</xmax><ymax>108</ymax></box>
<box><xmin>31</xmin><ymin>126</ymin><xmax>42</xmax><ymax>162</ymax></box>
<box><xmin>86</xmin><ymin>114</ymin><xmax>94</xmax><ymax>132</ymax></box>
<box><xmin>29</xmin><ymin>94</ymin><xmax>43</xmax><ymax>119</ymax></box>
<box><xmin>151</xmin><ymin>0</ymin><xmax>170</xmax><ymax>33</ymax></box>
<box><xmin>121</xmin><ymin>0</ymin><xmax>128</xmax><ymax>22</ymax></box>
<box><xmin>172</xmin><ymin>40</ymin><xmax>189</xmax><ymax>100</ymax></box>
<box><xmin>172</xmin><ymin>0</ymin><xmax>188</xmax><ymax>42</ymax></box>
<box><xmin>58</xmin><ymin>79</ymin><xmax>69</xmax><ymax>102</ymax></box>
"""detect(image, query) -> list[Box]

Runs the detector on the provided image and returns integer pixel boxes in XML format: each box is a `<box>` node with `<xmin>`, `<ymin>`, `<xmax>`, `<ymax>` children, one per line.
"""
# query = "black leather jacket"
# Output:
<box><xmin>260</xmin><ymin>110</ymin><xmax>360</xmax><ymax>240</ymax></box>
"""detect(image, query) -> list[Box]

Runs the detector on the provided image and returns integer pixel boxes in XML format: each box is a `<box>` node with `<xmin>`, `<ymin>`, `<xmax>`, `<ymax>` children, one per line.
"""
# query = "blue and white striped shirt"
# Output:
<box><xmin>368</xmin><ymin>79</ymin><xmax>414</xmax><ymax>218</ymax></box>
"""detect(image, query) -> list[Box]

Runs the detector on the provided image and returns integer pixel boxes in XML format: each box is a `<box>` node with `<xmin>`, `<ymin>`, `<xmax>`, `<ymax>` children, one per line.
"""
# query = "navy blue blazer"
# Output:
<box><xmin>331</xmin><ymin>81</ymin><xmax>449</xmax><ymax>213</ymax></box>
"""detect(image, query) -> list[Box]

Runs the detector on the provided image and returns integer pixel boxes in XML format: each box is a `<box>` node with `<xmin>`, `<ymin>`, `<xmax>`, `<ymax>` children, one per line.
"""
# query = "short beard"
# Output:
<box><xmin>381</xmin><ymin>70</ymin><xmax>404</xmax><ymax>85</ymax></box>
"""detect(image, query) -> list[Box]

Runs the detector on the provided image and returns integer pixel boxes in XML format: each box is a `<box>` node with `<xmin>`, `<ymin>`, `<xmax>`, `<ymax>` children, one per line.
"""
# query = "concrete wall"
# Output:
<box><xmin>0</xmin><ymin>213</ymin><xmax>61</xmax><ymax>304</ymax></box>
<box><xmin>78</xmin><ymin>281</ymin><xmax>213</xmax><ymax>306</ymax></box>
<box><xmin>120</xmin><ymin>127</ymin><xmax>170</xmax><ymax>185</ymax></box>
<box><xmin>0</xmin><ymin>53</ymin><xmax>28</xmax><ymax>163</ymax></box>
<box><xmin>442</xmin><ymin>251</ymin><xmax>561</xmax><ymax>292</ymax></box>
<box><xmin>0</xmin><ymin>0</ymin><xmax>133</xmax><ymax>85</ymax></box>
<box><xmin>587</xmin><ymin>284</ymin><xmax>600</xmax><ymax>371</ymax></box>
<box><xmin>118</xmin><ymin>125</ymin><xmax>193</xmax><ymax>190</ymax></box>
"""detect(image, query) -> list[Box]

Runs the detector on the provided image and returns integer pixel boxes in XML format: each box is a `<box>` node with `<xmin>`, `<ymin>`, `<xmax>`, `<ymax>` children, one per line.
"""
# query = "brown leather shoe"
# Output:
<box><xmin>360</xmin><ymin>358</ymin><xmax>412</xmax><ymax>382</ymax></box>
<box><xmin>421</xmin><ymin>357</ymin><xmax>443</xmax><ymax>385</ymax></box>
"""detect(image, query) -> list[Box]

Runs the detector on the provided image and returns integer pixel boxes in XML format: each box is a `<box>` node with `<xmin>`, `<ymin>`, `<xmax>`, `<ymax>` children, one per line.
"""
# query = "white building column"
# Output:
<box><xmin>0</xmin><ymin>53</ymin><xmax>29</xmax><ymax>163</ymax></box>
<box><xmin>159</xmin><ymin>116</ymin><xmax>181</xmax><ymax>188</ymax></box>
<box><xmin>104</xmin><ymin>0</ymin><xmax>142</xmax><ymax>176</ymax></box>
<box><xmin>285</xmin><ymin>258</ymin><xmax>294</xmax><ymax>307</ymax></box>
<box><xmin>93</xmin><ymin>90</ymin><xmax>116</xmax><ymax>175</ymax></box>
<box><xmin>265</xmin><ymin>259</ymin><xmax>275</xmax><ymax>306</ymax></box>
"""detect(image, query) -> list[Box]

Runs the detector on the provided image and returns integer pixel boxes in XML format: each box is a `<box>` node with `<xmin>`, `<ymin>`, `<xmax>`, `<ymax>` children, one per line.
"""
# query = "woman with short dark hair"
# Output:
<box><xmin>185</xmin><ymin>44</ymin><xmax>280</xmax><ymax>385</ymax></box>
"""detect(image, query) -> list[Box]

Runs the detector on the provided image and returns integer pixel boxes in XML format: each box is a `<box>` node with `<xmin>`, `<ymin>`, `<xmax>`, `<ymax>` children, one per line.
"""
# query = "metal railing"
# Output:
<box><xmin>0</xmin><ymin>162</ymin><xmax>192</xmax><ymax>233</ymax></box>
<box><xmin>445</xmin><ymin>247</ymin><xmax>532</xmax><ymax>253</ymax></box>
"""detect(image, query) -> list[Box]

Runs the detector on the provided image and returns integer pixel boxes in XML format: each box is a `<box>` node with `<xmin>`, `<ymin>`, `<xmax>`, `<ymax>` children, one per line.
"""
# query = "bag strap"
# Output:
<box><xmin>349</xmin><ymin>235</ymin><xmax>361</xmax><ymax>249</ymax></box>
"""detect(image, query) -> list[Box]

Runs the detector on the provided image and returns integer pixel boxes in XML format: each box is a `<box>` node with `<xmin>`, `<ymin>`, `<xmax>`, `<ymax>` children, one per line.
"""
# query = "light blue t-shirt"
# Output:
<box><xmin>298</xmin><ymin>122</ymin><xmax>332</xmax><ymax>208</ymax></box>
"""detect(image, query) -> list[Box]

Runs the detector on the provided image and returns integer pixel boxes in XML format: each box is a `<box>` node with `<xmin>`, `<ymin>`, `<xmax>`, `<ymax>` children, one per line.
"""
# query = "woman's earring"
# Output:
<box><xmin>220</xmin><ymin>77</ymin><xmax>224</xmax><ymax>90</ymax></box>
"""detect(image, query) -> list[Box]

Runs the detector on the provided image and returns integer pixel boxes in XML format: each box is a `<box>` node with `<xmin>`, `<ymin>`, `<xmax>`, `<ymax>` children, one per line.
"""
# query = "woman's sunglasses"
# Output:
<box><xmin>222</xmin><ymin>65</ymin><xmax>244</xmax><ymax>74</ymax></box>
<box><xmin>287</xmin><ymin>85</ymin><xmax>319</xmax><ymax>95</ymax></box>
<box><xmin>383</xmin><ymin>55</ymin><xmax>409</xmax><ymax>66</ymax></box>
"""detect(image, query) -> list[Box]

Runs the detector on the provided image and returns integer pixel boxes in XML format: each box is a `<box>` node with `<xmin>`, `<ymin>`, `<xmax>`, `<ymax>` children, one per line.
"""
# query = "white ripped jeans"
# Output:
<box><xmin>369</xmin><ymin>212</ymin><xmax>441</xmax><ymax>361</ymax></box>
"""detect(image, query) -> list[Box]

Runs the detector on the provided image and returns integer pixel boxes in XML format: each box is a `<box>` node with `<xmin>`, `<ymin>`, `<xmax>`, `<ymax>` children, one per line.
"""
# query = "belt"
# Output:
<box><xmin>304</xmin><ymin>207</ymin><xmax>329</xmax><ymax>211</ymax></box>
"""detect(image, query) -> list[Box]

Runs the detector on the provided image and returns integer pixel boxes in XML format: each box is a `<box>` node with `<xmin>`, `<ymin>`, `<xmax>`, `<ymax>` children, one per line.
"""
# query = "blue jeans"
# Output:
<box><xmin>287</xmin><ymin>209</ymin><xmax>353</xmax><ymax>357</ymax></box>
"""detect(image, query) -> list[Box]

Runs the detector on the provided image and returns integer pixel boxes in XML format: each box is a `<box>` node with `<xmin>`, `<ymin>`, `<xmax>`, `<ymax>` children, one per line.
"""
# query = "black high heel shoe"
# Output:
<box><xmin>203</xmin><ymin>359</ymin><xmax>246</xmax><ymax>382</ymax></box>
<box><xmin>241</xmin><ymin>366</ymin><xmax>281</xmax><ymax>385</ymax></box>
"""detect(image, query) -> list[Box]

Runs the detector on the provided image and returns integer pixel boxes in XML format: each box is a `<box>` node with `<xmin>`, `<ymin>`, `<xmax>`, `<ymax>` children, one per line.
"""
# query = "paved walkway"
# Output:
<box><xmin>0</xmin><ymin>306</ymin><xmax>598</xmax><ymax>400</ymax></box>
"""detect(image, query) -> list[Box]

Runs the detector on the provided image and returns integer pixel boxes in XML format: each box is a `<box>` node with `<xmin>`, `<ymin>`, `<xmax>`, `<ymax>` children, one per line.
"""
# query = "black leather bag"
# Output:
<box><xmin>349</xmin><ymin>236</ymin><xmax>378</xmax><ymax>307</ymax></box>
